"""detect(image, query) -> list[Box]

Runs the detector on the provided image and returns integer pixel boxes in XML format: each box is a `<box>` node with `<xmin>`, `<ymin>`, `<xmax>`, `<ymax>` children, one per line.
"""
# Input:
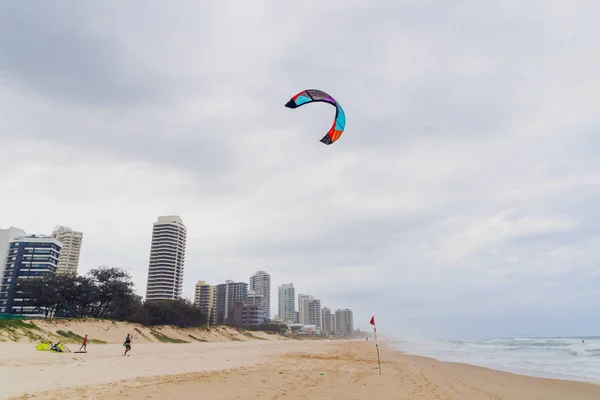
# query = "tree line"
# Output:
<box><xmin>16</xmin><ymin>266</ymin><xmax>208</xmax><ymax>328</ymax></box>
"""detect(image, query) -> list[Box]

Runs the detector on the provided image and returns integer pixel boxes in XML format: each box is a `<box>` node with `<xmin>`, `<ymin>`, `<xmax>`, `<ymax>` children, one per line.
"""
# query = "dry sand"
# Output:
<box><xmin>3</xmin><ymin>340</ymin><xmax>600</xmax><ymax>399</ymax></box>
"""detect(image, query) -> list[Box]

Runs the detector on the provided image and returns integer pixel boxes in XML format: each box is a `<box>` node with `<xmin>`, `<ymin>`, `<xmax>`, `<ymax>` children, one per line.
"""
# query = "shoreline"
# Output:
<box><xmin>3</xmin><ymin>340</ymin><xmax>600</xmax><ymax>399</ymax></box>
<box><xmin>388</xmin><ymin>340</ymin><xmax>600</xmax><ymax>386</ymax></box>
<box><xmin>387</xmin><ymin>343</ymin><xmax>600</xmax><ymax>386</ymax></box>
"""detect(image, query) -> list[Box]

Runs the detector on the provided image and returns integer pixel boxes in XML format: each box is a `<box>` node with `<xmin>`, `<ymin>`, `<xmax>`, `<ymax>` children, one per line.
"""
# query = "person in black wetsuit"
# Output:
<box><xmin>123</xmin><ymin>333</ymin><xmax>132</xmax><ymax>356</ymax></box>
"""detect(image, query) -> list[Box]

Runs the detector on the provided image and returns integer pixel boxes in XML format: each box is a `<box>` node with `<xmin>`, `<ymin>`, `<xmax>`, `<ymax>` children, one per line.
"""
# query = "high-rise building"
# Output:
<box><xmin>0</xmin><ymin>227</ymin><xmax>26</xmax><ymax>281</ymax></box>
<box><xmin>145</xmin><ymin>216</ymin><xmax>187</xmax><ymax>301</ymax></box>
<box><xmin>297</xmin><ymin>294</ymin><xmax>311</xmax><ymax>324</ymax></box>
<box><xmin>249</xmin><ymin>270</ymin><xmax>271</xmax><ymax>320</ymax></box>
<box><xmin>215</xmin><ymin>280</ymin><xmax>248</xmax><ymax>324</ymax></box>
<box><xmin>321</xmin><ymin>307</ymin><xmax>332</xmax><ymax>334</ymax></box>
<box><xmin>278</xmin><ymin>283</ymin><xmax>295</xmax><ymax>323</ymax></box>
<box><xmin>335</xmin><ymin>309</ymin><xmax>354</xmax><ymax>336</ymax></box>
<box><xmin>298</xmin><ymin>294</ymin><xmax>321</xmax><ymax>328</ymax></box>
<box><xmin>194</xmin><ymin>280</ymin><xmax>216</xmax><ymax>324</ymax></box>
<box><xmin>308</xmin><ymin>298</ymin><xmax>321</xmax><ymax>329</ymax></box>
<box><xmin>330</xmin><ymin>313</ymin><xmax>336</xmax><ymax>335</ymax></box>
<box><xmin>0</xmin><ymin>235</ymin><xmax>62</xmax><ymax>316</ymax></box>
<box><xmin>51</xmin><ymin>226</ymin><xmax>83</xmax><ymax>274</ymax></box>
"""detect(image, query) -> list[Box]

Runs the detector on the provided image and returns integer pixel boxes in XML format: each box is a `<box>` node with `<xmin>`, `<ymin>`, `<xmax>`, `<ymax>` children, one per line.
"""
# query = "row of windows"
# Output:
<box><xmin>5</xmin><ymin>263</ymin><xmax>57</xmax><ymax>269</ymax></box>
<box><xmin>10</xmin><ymin>242</ymin><xmax>60</xmax><ymax>249</ymax></box>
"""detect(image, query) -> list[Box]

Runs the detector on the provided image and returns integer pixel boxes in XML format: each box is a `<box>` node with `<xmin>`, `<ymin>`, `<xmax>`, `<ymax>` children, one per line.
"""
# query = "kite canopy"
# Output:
<box><xmin>285</xmin><ymin>89</ymin><xmax>346</xmax><ymax>145</ymax></box>
<box><xmin>36</xmin><ymin>341</ymin><xmax>71</xmax><ymax>353</ymax></box>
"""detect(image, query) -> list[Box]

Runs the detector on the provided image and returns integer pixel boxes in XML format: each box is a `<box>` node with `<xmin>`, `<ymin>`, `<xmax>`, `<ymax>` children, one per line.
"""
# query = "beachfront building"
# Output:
<box><xmin>233</xmin><ymin>300</ymin><xmax>266</xmax><ymax>328</ymax></box>
<box><xmin>287</xmin><ymin>323</ymin><xmax>321</xmax><ymax>336</ymax></box>
<box><xmin>0</xmin><ymin>227</ymin><xmax>26</xmax><ymax>282</ymax></box>
<box><xmin>307</xmin><ymin>298</ymin><xmax>321</xmax><ymax>329</ymax></box>
<box><xmin>247</xmin><ymin>290</ymin><xmax>266</xmax><ymax>325</ymax></box>
<box><xmin>247</xmin><ymin>290</ymin><xmax>263</xmax><ymax>307</ymax></box>
<box><xmin>249</xmin><ymin>270</ymin><xmax>271</xmax><ymax>321</ymax></box>
<box><xmin>331</xmin><ymin>313</ymin><xmax>336</xmax><ymax>335</ymax></box>
<box><xmin>0</xmin><ymin>235</ymin><xmax>62</xmax><ymax>316</ymax></box>
<box><xmin>335</xmin><ymin>309</ymin><xmax>354</xmax><ymax>336</ymax></box>
<box><xmin>215</xmin><ymin>280</ymin><xmax>248</xmax><ymax>324</ymax></box>
<box><xmin>51</xmin><ymin>226</ymin><xmax>83</xmax><ymax>274</ymax></box>
<box><xmin>297</xmin><ymin>294</ymin><xmax>310</xmax><ymax>324</ymax></box>
<box><xmin>194</xmin><ymin>280</ymin><xmax>216</xmax><ymax>324</ymax></box>
<box><xmin>321</xmin><ymin>307</ymin><xmax>332</xmax><ymax>335</ymax></box>
<box><xmin>145</xmin><ymin>216</ymin><xmax>187</xmax><ymax>301</ymax></box>
<box><xmin>298</xmin><ymin>294</ymin><xmax>321</xmax><ymax>329</ymax></box>
<box><xmin>278</xmin><ymin>283</ymin><xmax>296</xmax><ymax>324</ymax></box>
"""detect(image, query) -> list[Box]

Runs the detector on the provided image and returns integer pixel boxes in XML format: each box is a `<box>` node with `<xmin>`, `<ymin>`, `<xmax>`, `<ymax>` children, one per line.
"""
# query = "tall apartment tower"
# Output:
<box><xmin>278</xmin><ymin>283</ymin><xmax>296</xmax><ymax>324</ymax></box>
<box><xmin>0</xmin><ymin>235</ymin><xmax>62</xmax><ymax>316</ymax></box>
<box><xmin>298</xmin><ymin>294</ymin><xmax>321</xmax><ymax>328</ymax></box>
<box><xmin>194</xmin><ymin>280</ymin><xmax>216</xmax><ymax>324</ymax></box>
<box><xmin>249</xmin><ymin>270</ymin><xmax>271</xmax><ymax>320</ymax></box>
<box><xmin>215</xmin><ymin>280</ymin><xmax>248</xmax><ymax>324</ymax></box>
<box><xmin>51</xmin><ymin>226</ymin><xmax>83</xmax><ymax>274</ymax></box>
<box><xmin>335</xmin><ymin>309</ymin><xmax>354</xmax><ymax>336</ymax></box>
<box><xmin>145</xmin><ymin>216</ymin><xmax>187</xmax><ymax>301</ymax></box>
<box><xmin>321</xmin><ymin>307</ymin><xmax>332</xmax><ymax>334</ymax></box>
<box><xmin>0</xmin><ymin>227</ymin><xmax>26</xmax><ymax>280</ymax></box>
<box><xmin>297</xmin><ymin>294</ymin><xmax>311</xmax><ymax>324</ymax></box>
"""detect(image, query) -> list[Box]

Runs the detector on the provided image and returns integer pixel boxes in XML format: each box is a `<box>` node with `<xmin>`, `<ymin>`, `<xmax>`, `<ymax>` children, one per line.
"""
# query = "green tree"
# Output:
<box><xmin>18</xmin><ymin>274</ymin><xmax>81</xmax><ymax>317</ymax></box>
<box><xmin>57</xmin><ymin>275</ymin><xmax>96</xmax><ymax>318</ymax></box>
<box><xmin>142</xmin><ymin>299</ymin><xmax>207</xmax><ymax>328</ymax></box>
<box><xmin>15</xmin><ymin>266</ymin><xmax>209</xmax><ymax>329</ymax></box>
<box><xmin>87</xmin><ymin>266</ymin><xmax>135</xmax><ymax>318</ymax></box>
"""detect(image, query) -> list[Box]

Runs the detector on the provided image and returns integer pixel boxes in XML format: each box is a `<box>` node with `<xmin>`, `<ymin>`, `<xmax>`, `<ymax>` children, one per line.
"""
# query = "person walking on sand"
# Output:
<box><xmin>123</xmin><ymin>333</ymin><xmax>132</xmax><ymax>356</ymax></box>
<box><xmin>79</xmin><ymin>334</ymin><xmax>88</xmax><ymax>352</ymax></box>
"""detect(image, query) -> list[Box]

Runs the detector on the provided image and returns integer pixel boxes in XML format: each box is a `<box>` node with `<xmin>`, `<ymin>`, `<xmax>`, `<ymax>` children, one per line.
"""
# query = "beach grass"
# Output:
<box><xmin>0</xmin><ymin>320</ymin><xmax>42</xmax><ymax>341</ymax></box>
<box><xmin>56</xmin><ymin>330</ymin><xmax>106</xmax><ymax>344</ymax></box>
<box><xmin>241</xmin><ymin>331</ymin><xmax>268</xmax><ymax>340</ymax></box>
<box><xmin>133</xmin><ymin>327</ymin><xmax>152</xmax><ymax>342</ymax></box>
<box><xmin>188</xmin><ymin>334</ymin><xmax>208</xmax><ymax>342</ymax></box>
<box><xmin>149</xmin><ymin>329</ymin><xmax>189</xmax><ymax>344</ymax></box>
<box><xmin>0</xmin><ymin>319</ymin><xmax>40</xmax><ymax>331</ymax></box>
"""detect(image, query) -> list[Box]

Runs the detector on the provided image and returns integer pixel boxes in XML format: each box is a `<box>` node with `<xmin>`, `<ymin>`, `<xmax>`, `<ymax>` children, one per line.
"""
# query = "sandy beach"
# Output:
<box><xmin>3</xmin><ymin>340</ymin><xmax>600</xmax><ymax>399</ymax></box>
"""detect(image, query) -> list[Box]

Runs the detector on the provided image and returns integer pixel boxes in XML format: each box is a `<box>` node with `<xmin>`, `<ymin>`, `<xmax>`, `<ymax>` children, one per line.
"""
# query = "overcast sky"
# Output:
<box><xmin>2</xmin><ymin>1</ymin><xmax>600</xmax><ymax>339</ymax></box>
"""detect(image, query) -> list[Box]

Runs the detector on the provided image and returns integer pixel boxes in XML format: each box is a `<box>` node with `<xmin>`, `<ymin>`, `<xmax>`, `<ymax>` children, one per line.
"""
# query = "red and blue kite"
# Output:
<box><xmin>285</xmin><ymin>89</ymin><xmax>346</xmax><ymax>145</ymax></box>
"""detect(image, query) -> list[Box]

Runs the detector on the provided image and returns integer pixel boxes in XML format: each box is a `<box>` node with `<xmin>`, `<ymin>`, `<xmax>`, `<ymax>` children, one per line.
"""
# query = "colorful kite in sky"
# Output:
<box><xmin>285</xmin><ymin>89</ymin><xmax>346</xmax><ymax>145</ymax></box>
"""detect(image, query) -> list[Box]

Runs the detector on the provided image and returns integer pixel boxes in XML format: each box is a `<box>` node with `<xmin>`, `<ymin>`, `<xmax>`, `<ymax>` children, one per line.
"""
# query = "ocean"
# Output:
<box><xmin>391</xmin><ymin>337</ymin><xmax>600</xmax><ymax>383</ymax></box>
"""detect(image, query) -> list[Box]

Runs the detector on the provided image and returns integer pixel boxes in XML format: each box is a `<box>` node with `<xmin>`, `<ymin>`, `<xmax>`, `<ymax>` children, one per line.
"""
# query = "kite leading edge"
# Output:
<box><xmin>285</xmin><ymin>89</ymin><xmax>346</xmax><ymax>145</ymax></box>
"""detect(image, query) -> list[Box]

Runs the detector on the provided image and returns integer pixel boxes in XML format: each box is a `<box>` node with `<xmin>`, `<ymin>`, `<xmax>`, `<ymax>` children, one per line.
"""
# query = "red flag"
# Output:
<box><xmin>369</xmin><ymin>316</ymin><xmax>375</xmax><ymax>325</ymax></box>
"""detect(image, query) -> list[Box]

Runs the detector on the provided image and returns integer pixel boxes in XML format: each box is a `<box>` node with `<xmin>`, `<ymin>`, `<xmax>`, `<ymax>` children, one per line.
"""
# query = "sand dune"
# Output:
<box><xmin>0</xmin><ymin>318</ymin><xmax>279</xmax><ymax>344</ymax></box>
<box><xmin>4</xmin><ymin>340</ymin><xmax>600</xmax><ymax>399</ymax></box>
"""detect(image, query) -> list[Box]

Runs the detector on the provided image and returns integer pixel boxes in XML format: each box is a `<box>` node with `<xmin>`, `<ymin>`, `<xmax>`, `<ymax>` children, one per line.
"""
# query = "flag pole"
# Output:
<box><xmin>370</xmin><ymin>315</ymin><xmax>381</xmax><ymax>374</ymax></box>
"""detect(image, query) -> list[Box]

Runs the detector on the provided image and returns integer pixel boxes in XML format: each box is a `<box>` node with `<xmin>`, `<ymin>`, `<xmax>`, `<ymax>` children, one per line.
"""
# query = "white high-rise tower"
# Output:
<box><xmin>51</xmin><ymin>226</ymin><xmax>83</xmax><ymax>274</ymax></box>
<box><xmin>298</xmin><ymin>294</ymin><xmax>321</xmax><ymax>328</ymax></box>
<box><xmin>249</xmin><ymin>270</ymin><xmax>271</xmax><ymax>320</ymax></box>
<box><xmin>0</xmin><ymin>227</ymin><xmax>26</xmax><ymax>281</ymax></box>
<box><xmin>145</xmin><ymin>215</ymin><xmax>187</xmax><ymax>301</ymax></box>
<box><xmin>278</xmin><ymin>283</ymin><xmax>295</xmax><ymax>324</ymax></box>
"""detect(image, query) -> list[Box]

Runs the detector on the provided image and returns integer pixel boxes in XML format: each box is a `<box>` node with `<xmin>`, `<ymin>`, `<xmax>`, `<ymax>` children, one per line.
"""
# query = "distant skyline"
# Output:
<box><xmin>2</xmin><ymin>1</ymin><xmax>600</xmax><ymax>339</ymax></box>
